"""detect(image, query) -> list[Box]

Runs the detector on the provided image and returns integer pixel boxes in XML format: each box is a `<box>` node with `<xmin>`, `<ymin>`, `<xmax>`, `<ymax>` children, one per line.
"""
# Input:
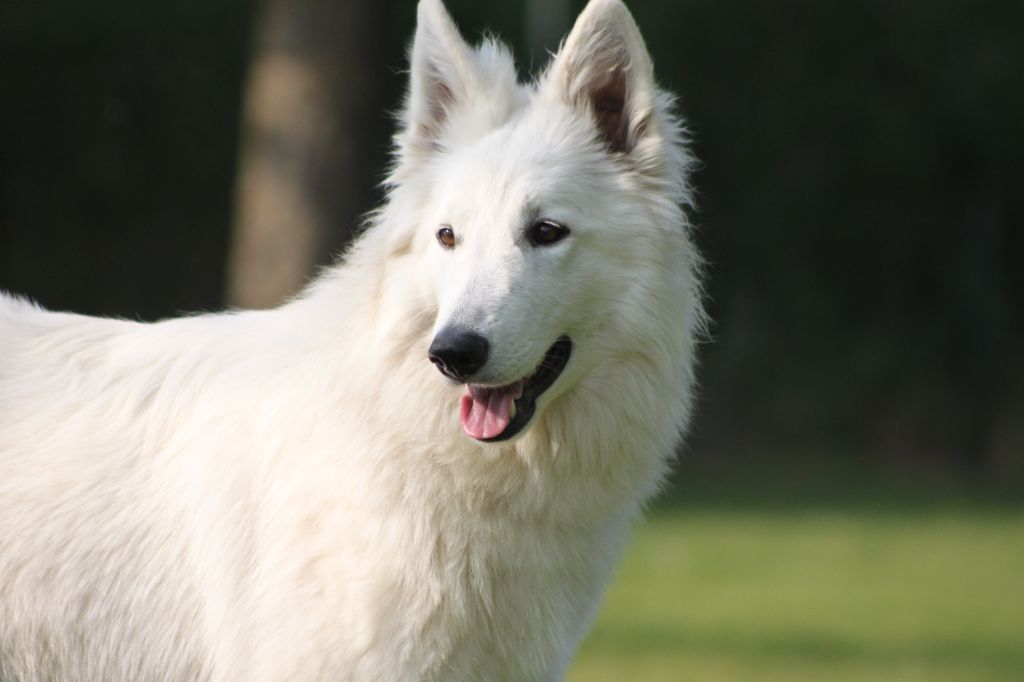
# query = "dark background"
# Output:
<box><xmin>2</xmin><ymin>0</ymin><xmax>1022</xmax><ymax>480</ymax></box>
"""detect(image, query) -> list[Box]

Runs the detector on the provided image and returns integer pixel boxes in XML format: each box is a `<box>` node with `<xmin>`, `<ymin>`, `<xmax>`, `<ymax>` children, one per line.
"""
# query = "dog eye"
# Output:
<box><xmin>436</xmin><ymin>225</ymin><xmax>456</xmax><ymax>249</ymax></box>
<box><xmin>529</xmin><ymin>220</ymin><xmax>570</xmax><ymax>247</ymax></box>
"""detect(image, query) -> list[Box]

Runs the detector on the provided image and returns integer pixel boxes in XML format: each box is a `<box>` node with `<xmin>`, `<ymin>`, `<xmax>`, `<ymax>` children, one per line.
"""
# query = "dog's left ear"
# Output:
<box><xmin>401</xmin><ymin>0</ymin><xmax>476</xmax><ymax>156</ymax></box>
<box><xmin>544</xmin><ymin>0</ymin><xmax>658</xmax><ymax>156</ymax></box>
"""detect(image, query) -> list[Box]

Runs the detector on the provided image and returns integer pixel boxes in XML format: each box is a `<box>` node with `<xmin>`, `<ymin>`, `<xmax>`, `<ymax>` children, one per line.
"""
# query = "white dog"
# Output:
<box><xmin>0</xmin><ymin>0</ymin><xmax>702</xmax><ymax>679</ymax></box>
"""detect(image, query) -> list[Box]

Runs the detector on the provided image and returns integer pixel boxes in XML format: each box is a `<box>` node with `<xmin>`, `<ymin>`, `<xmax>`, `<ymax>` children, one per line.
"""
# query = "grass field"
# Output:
<box><xmin>567</xmin><ymin>465</ymin><xmax>1024</xmax><ymax>681</ymax></box>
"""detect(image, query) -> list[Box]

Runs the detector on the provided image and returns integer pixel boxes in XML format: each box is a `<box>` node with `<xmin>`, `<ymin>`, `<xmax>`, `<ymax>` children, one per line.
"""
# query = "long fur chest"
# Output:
<box><xmin>233</xmin><ymin>433</ymin><xmax>633</xmax><ymax>682</ymax></box>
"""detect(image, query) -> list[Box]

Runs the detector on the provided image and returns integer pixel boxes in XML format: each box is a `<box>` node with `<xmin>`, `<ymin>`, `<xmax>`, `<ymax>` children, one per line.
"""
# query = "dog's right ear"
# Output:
<box><xmin>544</xmin><ymin>0</ymin><xmax>658</xmax><ymax>157</ymax></box>
<box><xmin>400</xmin><ymin>0</ymin><xmax>476</xmax><ymax>158</ymax></box>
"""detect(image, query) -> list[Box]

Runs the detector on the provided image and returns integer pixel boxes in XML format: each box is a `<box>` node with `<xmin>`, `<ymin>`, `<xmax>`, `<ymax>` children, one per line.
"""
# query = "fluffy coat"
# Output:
<box><xmin>0</xmin><ymin>1</ymin><xmax>702</xmax><ymax>679</ymax></box>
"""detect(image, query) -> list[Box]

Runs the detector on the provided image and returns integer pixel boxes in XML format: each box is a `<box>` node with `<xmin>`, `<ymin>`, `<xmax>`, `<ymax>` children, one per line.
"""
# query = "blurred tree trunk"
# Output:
<box><xmin>227</xmin><ymin>0</ymin><xmax>387</xmax><ymax>308</ymax></box>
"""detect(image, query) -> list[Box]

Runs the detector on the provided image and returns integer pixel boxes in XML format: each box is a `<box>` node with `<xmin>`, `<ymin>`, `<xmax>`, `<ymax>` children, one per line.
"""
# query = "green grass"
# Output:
<box><xmin>567</xmin><ymin>470</ymin><xmax>1024</xmax><ymax>681</ymax></box>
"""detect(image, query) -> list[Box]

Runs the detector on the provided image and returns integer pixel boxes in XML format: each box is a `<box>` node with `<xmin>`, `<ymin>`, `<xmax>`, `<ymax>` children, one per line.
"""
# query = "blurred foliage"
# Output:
<box><xmin>1</xmin><ymin>0</ymin><xmax>252</xmax><ymax>316</ymax></box>
<box><xmin>1</xmin><ymin>0</ymin><xmax>1022</xmax><ymax>471</ymax></box>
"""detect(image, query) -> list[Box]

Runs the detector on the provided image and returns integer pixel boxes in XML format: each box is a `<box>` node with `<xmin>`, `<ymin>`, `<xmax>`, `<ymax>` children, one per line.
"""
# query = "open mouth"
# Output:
<box><xmin>459</xmin><ymin>336</ymin><xmax>572</xmax><ymax>442</ymax></box>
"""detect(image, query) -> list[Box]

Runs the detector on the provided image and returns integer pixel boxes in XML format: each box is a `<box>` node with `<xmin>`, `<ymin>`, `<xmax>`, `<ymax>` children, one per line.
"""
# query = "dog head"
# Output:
<box><xmin>389</xmin><ymin>0</ymin><xmax>696</xmax><ymax>443</ymax></box>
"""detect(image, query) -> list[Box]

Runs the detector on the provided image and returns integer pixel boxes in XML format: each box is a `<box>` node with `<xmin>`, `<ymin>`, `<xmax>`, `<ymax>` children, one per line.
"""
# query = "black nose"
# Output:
<box><xmin>428</xmin><ymin>327</ymin><xmax>489</xmax><ymax>381</ymax></box>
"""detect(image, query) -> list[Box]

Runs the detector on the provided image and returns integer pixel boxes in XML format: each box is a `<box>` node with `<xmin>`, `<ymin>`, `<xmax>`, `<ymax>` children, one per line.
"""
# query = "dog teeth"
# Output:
<box><xmin>509</xmin><ymin>401</ymin><xmax>516</xmax><ymax>419</ymax></box>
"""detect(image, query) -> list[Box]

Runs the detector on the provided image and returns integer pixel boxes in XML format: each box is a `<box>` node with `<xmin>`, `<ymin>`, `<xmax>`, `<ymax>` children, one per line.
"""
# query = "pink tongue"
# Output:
<box><xmin>459</xmin><ymin>382</ymin><xmax>524</xmax><ymax>440</ymax></box>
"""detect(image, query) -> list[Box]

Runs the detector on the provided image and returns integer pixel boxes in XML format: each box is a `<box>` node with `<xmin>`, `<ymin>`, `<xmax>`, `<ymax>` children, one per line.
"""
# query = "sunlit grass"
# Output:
<box><xmin>568</xmin><ymin>473</ymin><xmax>1024</xmax><ymax>681</ymax></box>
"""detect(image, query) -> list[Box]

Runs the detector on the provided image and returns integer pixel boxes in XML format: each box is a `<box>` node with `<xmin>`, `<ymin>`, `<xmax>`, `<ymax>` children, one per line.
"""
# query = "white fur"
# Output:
<box><xmin>0</xmin><ymin>1</ymin><xmax>702</xmax><ymax>680</ymax></box>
